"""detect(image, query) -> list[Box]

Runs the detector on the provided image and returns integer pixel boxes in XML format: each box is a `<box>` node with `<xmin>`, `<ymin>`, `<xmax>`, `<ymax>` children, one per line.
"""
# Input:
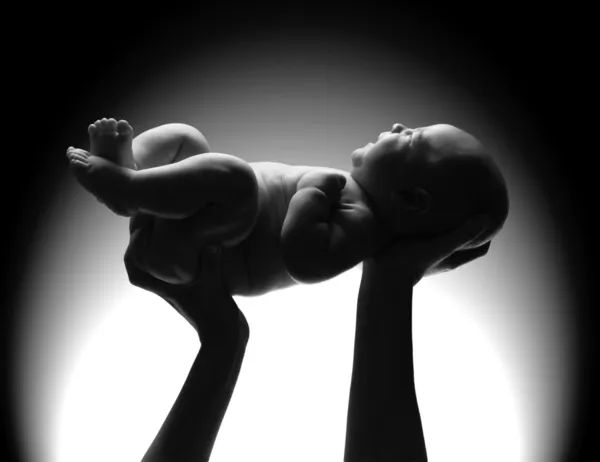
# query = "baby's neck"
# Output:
<box><xmin>347</xmin><ymin>173</ymin><xmax>397</xmax><ymax>251</ymax></box>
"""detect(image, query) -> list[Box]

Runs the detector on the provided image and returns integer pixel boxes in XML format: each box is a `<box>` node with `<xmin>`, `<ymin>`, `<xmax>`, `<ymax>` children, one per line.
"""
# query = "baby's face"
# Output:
<box><xmin>350</xmin><ymin>123</ymin><xmax>488</xmax><ymax>228</ymax></box>
<box><xmin>351</xmin><ymin>123</ymin><xmax>483</xmax><ymax>174</ymax></box>
<box><xmin>351</xmin><ymin>123</ymin><xmax>507</xmax><ymax>245</ymax></box>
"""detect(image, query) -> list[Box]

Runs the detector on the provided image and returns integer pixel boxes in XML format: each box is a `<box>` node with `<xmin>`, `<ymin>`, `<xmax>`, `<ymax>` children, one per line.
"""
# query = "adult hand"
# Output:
<box><xmin>124</xmin><ymin>214</ymin><xmax>246</xmax><ymax>342</ymax></box>
<box><xmin>363</xmin><ymin>215</ymin><xmax>491</xmax><ymax>286</ymax></box>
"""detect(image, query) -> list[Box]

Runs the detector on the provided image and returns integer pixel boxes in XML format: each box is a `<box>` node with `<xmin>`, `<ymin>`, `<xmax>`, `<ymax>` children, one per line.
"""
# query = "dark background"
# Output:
<box><xmin>4</xmin><ymin>3</ymin><xmax>595</xmax><ymax>461</ymax></box>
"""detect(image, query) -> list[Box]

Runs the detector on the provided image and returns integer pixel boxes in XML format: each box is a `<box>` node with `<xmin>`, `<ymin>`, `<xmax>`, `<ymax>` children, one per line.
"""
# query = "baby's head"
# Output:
<box><xmin>350</xmin><ymin>123</ymin><xmax>509</xmax><ymax>249</ymax></box>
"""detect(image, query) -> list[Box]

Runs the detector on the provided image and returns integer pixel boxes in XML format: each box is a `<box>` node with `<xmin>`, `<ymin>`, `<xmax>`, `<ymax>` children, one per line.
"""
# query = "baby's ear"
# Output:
<box><xmin>392</xmin><ymin>187</ymin><xmax>431</xmax><ymax>214</ymax></box>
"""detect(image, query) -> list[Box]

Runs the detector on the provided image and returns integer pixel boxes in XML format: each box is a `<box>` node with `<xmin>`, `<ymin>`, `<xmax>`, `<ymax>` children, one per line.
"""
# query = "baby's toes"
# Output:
<box><xmin>69</xmin><ymin>158</ymin><xmax>89</xmax><ymax>170</ymax></box>
<box><xmin>68</xmin><ymin>153</ymin><xmax>90</xmax><ymax>175</ymax></box>
<box><xmin>68</xmin><ymin>154</ymin><xmax>88</xmax><ymax>166</ymax></box>
<box><xmin>66</xmin><ymin>147</ymin><xmax>90</xmax><ymax>160</ymax></box>
<box><xmin>105</xmin><ymin>118</ymin><xmax>118</xmax><ymax>132</ymax></box>
<box><xmin>117</xmin><ymin>119</ymin><xmax>133</xmax><ymax>136</ymax></box>
<box><xmin>96</xmin><ymin>118</ymin><xmax>113</xmax><ymax>133</ymax></box>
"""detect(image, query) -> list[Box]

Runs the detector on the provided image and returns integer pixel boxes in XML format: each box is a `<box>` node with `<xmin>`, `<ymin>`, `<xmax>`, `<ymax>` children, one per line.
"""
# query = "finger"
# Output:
<box><xmin>124</xmin><ymin>245</ymin><xmax>160</xmax><ymax>291</ymax></box>
<box><xmin>437</xmin><ymin>215</ymin><xmax>489</xmax><ymax>253</ymax></box>
<box><xmin>67</xmin><ymin>147</ymin><xmax>90</xmax><ymax>157</ymax></box>
<box><xmin>125</xmin><ymin>256</ymin><xmax>174</xmax><ymax>299</ymax></box>
<box><xmin>129</xmin><ymin>212</ymin><xmax>153</xmax><ymax>234</ymax></box>
<box><xmin>68</xmin><ymin>153</ymin><xmax>88</xmax><ymax>163</ymax></box>
<box><xmin>438</xmin><ymin>243</ymin><xmax>490</xmax><ymax>271</ymax></box>
<box><xmin>124</xmin><ymin>250</ymin><xmax>149</xmax><ymax>288</ymax></box>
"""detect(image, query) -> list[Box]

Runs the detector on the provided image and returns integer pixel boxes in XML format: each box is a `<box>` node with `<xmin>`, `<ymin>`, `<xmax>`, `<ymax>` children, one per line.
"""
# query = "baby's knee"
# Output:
<box><xmin>166</xmin><ymin>123</ymin><xmax>211</xmax><ymax>158</ymax></box>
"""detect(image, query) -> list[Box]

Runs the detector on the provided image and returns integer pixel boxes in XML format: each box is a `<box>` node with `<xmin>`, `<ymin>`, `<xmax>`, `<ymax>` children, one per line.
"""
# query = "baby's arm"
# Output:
<box><xmin>281</xmin><ymin>171</ymin><xmax>366</xmax><ymax>283</ymax></box>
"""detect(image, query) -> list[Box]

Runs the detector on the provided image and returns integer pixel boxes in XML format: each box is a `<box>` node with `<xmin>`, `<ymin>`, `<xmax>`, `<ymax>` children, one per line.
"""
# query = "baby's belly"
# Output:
<box><xmin>211</xmin><ymin>224</ymin><xmax>296</xmax><ymax>297</ymax></box>
<box><xmin>235</xmin><ymin>218</ymin><xmax>297</xmax><ymax>297</ymax></box>
<box><xmin>232</xmin><ymin>165</ymin><xmax>298</xmax><ymax>297</ymax></box>
<box><xmin>129</xmin><ymin>191</ymin><xmax>294</xmax><ymax>298</ymax></box>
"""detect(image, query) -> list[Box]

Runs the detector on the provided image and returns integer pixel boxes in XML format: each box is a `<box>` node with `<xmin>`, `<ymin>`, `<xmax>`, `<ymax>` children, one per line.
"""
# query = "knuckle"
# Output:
<box><xmin>124</xmin><ymin>253</ymin><xmax>143</xmax><ymax>286</ymax></box>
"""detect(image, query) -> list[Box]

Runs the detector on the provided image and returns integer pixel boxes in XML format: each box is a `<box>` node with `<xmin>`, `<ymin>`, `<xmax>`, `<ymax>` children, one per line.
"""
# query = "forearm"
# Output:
<box><xmin>344</xmin><ymin>266</ymin><xmax>427</xmax><ymax>462</ymax></box>
<box><xmin>142</xmin><ymin>302</ymin><xmax>249</xmax><ymax>462</ymax></box>
<box><xmin>142</xmin><ymin>331</ymin><xmax>248</xmax><ymax>462</ymax></box>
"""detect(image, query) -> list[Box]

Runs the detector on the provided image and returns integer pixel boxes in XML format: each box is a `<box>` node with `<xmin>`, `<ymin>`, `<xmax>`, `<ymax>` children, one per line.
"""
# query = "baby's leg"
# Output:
<box><xmin>128</xmin><ymin>169</ymin><xmax>260</xmax><ymax>285</ymax></box>
<box><xmin>86</xmin><ymin>119</ymin><xmax>209</xmax><ymax>169</ymax></box>
<box><xmin>130</xmin><ymin>123</ymin><xmax>225</xmax><ymax>283</ymax></box>
<box><xmin>68</xmin><ymin>119</ymin><xmax>258</xmax><ymax>284</ymax></box>
<box><xmin>67</xmin><ymin>120</ymin><xmax>230</xmax><ymax>219</ymax></box>
<box><xmin>132</xmin><ymin>123</ymin><xmax>211</xmax><ymax>170</ymax></box>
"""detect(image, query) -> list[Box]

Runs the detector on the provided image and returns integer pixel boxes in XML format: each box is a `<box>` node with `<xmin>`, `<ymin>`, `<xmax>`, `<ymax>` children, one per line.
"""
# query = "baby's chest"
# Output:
<box><xmin>240</xmin><ymin>164</ymin><xmax>295</xmax><ymax>270</ymax></box>
<box><xmin>249</xmin><ymin>162</ymin><xmax>307</xmax><ymax>229</ymax></box>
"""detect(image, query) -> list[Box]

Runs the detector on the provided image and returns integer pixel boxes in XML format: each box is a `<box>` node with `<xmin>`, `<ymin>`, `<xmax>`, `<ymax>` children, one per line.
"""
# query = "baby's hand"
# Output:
<box><xmin>298</xmin><ymin>171</ymin><xmax>347</xmax><ymax>204</ymax></box>
<box><xmin>322</xmin><ymin>173</ymin><xmax>347</xmax><ymax>204</ymax></box>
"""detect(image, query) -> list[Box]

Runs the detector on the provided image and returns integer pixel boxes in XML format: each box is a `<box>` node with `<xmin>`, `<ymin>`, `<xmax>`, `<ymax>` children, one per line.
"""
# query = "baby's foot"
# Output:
<box><xmin>67</xmin><ymin>147</ymin><xmax>137</xmax><ymax>217</ymax></box>
<box><xmin>88</xmin><ymin>118</ymin><xmax>136</xmax><ymax>169</ymax></box>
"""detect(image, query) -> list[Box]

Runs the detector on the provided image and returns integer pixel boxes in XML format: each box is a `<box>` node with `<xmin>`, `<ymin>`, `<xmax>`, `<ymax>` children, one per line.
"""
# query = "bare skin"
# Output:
<box><xmin>88</xmin><ymin>118</ymin><xmax>136</xmax><ymax>169</ymax></box>
<box><xmin>68</xmin><ymin>119</ymin><xmax>260</xmax><ymax>288</ymax></box>
<box><xmin>350</xmin><ymin>123</ymin><xmax>509</xmax><ymax>248</ymax></box>
<box><xmin>65</xmin><ymin>118</ymin><xmax>500</xmax><ymax>460</ymax></box>
<box><xmin>344</xmin><ymin>215</ymin><xmax>490</xmax><ymax>462</ymax></box>
<box><xmin>67</xmin><ymin>119</ymin><xmax>507</xmax><ymax>295</ymax></box>
<box><xmin>124</xmin><ymin>242</ymin><xmax>250</xmax><ymax>462</ymax></box>
<box><xmin>124</xmin><ymin>213</ymin><xmax>490</xmax><ymax>461</ymax></box>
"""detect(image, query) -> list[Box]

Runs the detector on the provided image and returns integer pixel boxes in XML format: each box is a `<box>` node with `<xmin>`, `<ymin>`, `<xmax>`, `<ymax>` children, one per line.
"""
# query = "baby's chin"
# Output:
<box><xmin>350</xmin><ymin>150</ymin><xmax>363</xmax><ymax>167</ymax></box>
<box><xmin>351</xmin><ymin>143</ymin><xmax>373</xmax><ymax>167</ymax></box>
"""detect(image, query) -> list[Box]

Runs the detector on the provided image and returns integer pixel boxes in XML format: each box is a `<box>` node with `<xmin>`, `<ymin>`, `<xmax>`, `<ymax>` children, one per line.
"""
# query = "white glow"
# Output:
<box><xmin>14</xmin><ymin>32</ymin><xmax>573</xmax><ymax>462</ymax></box>
<box><xmin>47</xmin><ymin>267</ymin><xmax>524</xmax><ymax>462</ymax></box>
<box><xmin>55</xmin><ymin>291</ymin><xmax>198</xmax><ymax>462</ymax></box>
<box><xmin>414</xmin><ymin>281</ymin><xmax>523</xmax><ymax>462</ymax></box>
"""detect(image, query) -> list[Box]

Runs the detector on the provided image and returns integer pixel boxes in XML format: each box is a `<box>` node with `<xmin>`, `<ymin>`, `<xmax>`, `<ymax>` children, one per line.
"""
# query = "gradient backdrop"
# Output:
<box><xmin>4</xmin><ymin>5</ymin><xmax>595</xmax><ymax>462</ymax></box>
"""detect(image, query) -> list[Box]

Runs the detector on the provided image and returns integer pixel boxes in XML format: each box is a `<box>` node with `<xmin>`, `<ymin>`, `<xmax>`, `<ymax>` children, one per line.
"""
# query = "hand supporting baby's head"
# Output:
<box><xmin>351</xmin><ymin>123</ymin><xmax>509</xmax><ymax>251</ymax></box>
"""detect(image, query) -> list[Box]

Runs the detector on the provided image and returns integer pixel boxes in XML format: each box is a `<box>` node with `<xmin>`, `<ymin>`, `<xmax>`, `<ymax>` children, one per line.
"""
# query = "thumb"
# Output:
<box><xmin>457</xmin><ymin>215</ymin><xmax>489</xmax><ymax>248</ymax></box>
<box><xmin>438</xmin><ymin>215</ymin><xmax>489</xmax><ymax>254</ymax></box>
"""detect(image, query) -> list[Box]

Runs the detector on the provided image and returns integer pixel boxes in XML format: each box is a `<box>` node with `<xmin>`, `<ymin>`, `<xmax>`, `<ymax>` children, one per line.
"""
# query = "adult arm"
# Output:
<box><xmin>344</xmin><ymin>266</ymin><xmax>426</xmax><ymax>462</ymax></box>
<box><xmin>344</xmin><ymin>215</ymin><xmax>491</xmax><ymax>462</ymax></box>
<box><xmin>141</xmin><ymin>315</ymin><xmax>248</xmax><ymax>462</ymax></box>
<box><xmin>125</xmin><ymin>234</ymin><xmax>249</xmax><ymax>462</ymax></box>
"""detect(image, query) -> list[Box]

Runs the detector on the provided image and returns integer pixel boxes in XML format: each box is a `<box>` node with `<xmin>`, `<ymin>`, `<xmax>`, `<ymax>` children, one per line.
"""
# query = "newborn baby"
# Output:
<box><xmin>67</xmin><ymin>119</ymin><xmax>508</xmax><ymax>296</ymax></box>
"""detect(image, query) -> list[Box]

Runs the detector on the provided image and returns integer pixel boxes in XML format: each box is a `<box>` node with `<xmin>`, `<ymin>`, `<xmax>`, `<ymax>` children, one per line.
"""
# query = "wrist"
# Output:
<box><xmin>362</xmin><ymin>260</ymin><xmax>418</xmax><ymax>286</ymax></box>
<box><xmin>195</xmin><ymin>308</ymin><xmax>250</xmax><ymax>347</ymax></box>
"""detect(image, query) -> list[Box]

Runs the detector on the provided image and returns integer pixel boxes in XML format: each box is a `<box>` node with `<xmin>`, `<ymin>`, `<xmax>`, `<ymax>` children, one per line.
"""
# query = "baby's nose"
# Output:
<box><xmin>391</xmin><ymin>123</ymin><xmax>408</xmax><ymax>133</ymax></box>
